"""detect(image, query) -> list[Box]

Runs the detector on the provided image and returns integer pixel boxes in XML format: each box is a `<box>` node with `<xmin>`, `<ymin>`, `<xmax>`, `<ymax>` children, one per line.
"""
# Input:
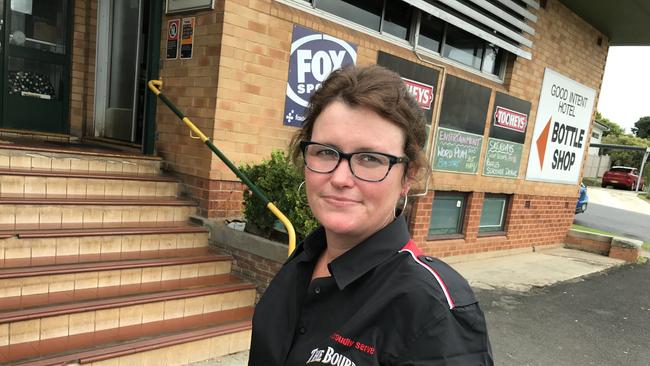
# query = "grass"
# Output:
<box><xmin>571</xmin><ymin>224</ymin><xmax>617</xmax><ymax>236</ymax></box>
<box><xmin>638</xmin><ymin>193</ymin><xmax>650</xmax><ymax>204</ymax></box>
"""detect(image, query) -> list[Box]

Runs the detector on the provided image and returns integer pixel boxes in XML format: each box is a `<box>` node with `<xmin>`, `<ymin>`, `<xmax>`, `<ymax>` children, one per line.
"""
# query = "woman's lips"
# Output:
<box><xmin>322</xmin><ymin>195</ymin><xmax>360</xmax><ymax>206</ymax></box>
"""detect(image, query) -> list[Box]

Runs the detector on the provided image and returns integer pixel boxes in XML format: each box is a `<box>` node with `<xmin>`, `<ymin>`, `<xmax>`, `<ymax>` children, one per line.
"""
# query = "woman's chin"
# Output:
<box><xmin>319</xmin><ymin>216</ymin><xmax>363</xmax><ymax>236</ymax></box>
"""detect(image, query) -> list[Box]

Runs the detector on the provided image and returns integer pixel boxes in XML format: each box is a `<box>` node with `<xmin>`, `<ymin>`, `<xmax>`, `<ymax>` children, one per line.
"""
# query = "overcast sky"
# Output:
<box><xmin>597</xmin><ymin>46</ymin><xmax>650</xmax><ymax>134</ymax></box>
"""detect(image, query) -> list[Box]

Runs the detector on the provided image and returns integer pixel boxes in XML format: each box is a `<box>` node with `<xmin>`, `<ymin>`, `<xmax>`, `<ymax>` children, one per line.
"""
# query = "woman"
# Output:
<box><xmin>249</xmin><ymin>65</ymin><xmax>493</xmax><ymax>365</ymax></box>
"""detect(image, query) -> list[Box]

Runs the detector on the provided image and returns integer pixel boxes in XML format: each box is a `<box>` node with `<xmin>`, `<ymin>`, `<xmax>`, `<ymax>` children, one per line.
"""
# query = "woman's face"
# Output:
<box><xmin>305</xmin><ymin>100</ymin><xmax>409</xmax><ymax>242</ymax></box>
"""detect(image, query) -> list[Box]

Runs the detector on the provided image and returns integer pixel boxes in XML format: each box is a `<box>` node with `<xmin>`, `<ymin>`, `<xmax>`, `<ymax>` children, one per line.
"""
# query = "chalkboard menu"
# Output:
<box><xmin>483</xmin><ymin>138</ymin><xmax>523</xmax><ymax>178</ymax></box>
<box><xmin>433</xmin><ymin>127</ymin><xmax>483</xmax><ymax>174</ymax></box>
<box><xmin>438</xmin><ymin>75</ymin><xmax>491</xmax><ymax>135</ymax></box>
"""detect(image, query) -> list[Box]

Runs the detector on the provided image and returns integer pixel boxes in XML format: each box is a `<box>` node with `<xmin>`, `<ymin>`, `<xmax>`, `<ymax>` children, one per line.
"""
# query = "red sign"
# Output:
<box><xmin>401</xmin><ymin>77</ymin><xmax>434</xmax><ymax>110</ymax></box>
<box><xmin>494</xmin><ymin>106</ymin><xmax>527</xmax><ymax>133</ymax></box>
<box><xmin>168</xmin><ymin>19</ymin><xmax>180</xmax><ymax>40</ymax></box>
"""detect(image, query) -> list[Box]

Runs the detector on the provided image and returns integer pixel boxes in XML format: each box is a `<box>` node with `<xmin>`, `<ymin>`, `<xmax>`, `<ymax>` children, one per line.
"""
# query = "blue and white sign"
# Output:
<box><xmin>283</xmin><ymin>25</ymin><xmax>357</xmax><ymax>127</ymax></box>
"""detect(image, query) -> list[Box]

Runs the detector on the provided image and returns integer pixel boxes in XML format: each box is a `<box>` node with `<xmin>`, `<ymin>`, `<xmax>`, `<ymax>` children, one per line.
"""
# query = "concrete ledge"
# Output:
<box><xmin>611</xmin><ymin>237</ymin><xmax>643</xmax><ymax>249</ymax></box>
<box><xmin>191</xmin><ymin>216</ymin><xmax>287</xmax><ymax>263</ymax></box>
<box><xmin>567</xmin><ymin>230</ymin><xmax>613</xmax><ymax>243</ymax></box>
<box><xmin>565</xmin><ymin>229</ymin><xmax>640</xmax><ymax>263</ymax></box>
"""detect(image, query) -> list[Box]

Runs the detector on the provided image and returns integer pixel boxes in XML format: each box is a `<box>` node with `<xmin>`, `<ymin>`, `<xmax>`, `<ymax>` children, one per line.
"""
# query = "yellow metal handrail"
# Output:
<box><xmin>148</xmin><ymin>79</ymin><xmax>296</xmax><ymax>256</ymax></box>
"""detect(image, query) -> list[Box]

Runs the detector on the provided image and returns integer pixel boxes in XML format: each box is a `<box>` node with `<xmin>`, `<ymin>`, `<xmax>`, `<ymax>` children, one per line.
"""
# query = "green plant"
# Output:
<box><xmin>239</xmin><ymin>150</ymin><xmax>319</xmax><ymax>243</ymax></box>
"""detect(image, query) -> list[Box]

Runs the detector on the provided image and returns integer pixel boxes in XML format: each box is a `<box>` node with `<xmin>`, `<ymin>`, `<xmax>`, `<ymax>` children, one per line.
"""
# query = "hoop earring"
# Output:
<box><xmin>297</xmin><ymin>181</ymin><xmax>307</xmax><ymax>205</ymax></box>
<box><xmin>298</xmin><ymin>181</ymin><xmax>306</xmax><ymax>195</ymax></box>
<box><xmin>394</xmin><ymin>194</ymin><xmax>408</xmax><ymax>219</ymax></box>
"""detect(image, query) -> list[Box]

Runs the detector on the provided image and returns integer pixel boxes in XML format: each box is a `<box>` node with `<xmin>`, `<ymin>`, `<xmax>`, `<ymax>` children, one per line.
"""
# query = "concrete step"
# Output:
<box><xmin>0</xmin><ymin>227</ymin><xmax>208</xmax><ymax>262</ymax></box>
<box><xmin>0</xmin><ymin>146</ymin><xmax>162</xmax><ymax>176</ymax></box>
<box><xmin>0</xmin><ymin>169</ymin><xmax>179</xmax><ymax>199</ymax></box>
<box><xmin>1</xmin><ymin>284</ymin><xmax>255</xmax><ymax>365</ymax></box>
<box><xmin>0</xmin><ymin>199</ymin><xmax>197</xmax><ymax>230</ymax></box>
<box><xmin>0</xmin><ymin>248</ymin><xmax>232</xmax><ymax>299</ymax></box>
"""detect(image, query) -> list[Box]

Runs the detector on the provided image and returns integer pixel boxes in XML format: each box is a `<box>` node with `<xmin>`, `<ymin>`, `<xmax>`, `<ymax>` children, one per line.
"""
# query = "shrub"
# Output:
<box><xmin>239</xmin><ymin>150</ymin><xmax>319</xmax><ymax>243</ymax></box>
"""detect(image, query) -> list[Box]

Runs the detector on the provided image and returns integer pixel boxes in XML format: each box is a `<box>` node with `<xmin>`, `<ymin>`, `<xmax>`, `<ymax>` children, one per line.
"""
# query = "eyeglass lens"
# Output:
<box><xmin>303</xmin><ymin>143</ymin><xmax>392</xmax><ymax>181</ymax></box>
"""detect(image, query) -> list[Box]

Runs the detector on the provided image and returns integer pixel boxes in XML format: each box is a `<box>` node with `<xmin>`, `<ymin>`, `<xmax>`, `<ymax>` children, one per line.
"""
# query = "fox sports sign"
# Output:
<box><xmin>283</xmin><ymin>25</ymin><xmax>357</xmax><ymax>127</ymax></box>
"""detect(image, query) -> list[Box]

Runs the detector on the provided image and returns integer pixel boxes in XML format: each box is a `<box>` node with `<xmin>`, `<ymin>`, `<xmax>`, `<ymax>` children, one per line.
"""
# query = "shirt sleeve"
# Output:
<box><xmin>395</xmin><ymin>302</ymin><xmax>494</xmax><ymax>366</ymax></box>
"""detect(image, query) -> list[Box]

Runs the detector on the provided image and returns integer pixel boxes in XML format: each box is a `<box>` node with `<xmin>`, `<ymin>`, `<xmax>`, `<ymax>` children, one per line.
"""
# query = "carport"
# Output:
<box><xmin>590</xmin><ymin>143</ymin><xmax>650</xmax><ymax>192</ymax></box>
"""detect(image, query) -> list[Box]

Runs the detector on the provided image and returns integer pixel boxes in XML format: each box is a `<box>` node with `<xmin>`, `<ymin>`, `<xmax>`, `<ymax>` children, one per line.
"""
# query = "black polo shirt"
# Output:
<box><xmin>249</xmin><ymin>217</ymin><xmax>493</xmax><ymax>366</ymax></box>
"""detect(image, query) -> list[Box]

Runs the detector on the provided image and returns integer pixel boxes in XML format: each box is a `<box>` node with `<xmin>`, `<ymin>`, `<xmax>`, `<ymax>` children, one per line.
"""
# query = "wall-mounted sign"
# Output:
<box><xmin>483</xmin><ymin>138</ymin><xmax>523</xmax><ymax>178</ymax></box>
<box><xmin>166</xmin><ymin>0</ymin><xmax>214</xmax><ymax>14</ymax></box>
<box><xmin>482</xmin><ymin>92</ymin><xmax>531</xmax><ymax>179</ymax></box>
<box><xmin>402</xmin><ymin>77</ymin><xmax>434</xmax><ymax>110</ymax></box>
<box><xmin>489</xmin><ymin>92</ymin><xmax>531</xmax><ymax>144</ymax></box>
<box><xmin>166</xmin><ymin>19</ymin><xmax>180</xmax><ymax>60</ymax></box>
<box><xmin>494</xmin><ymin>106</ymin><xmax>527</xmax><ymax>133</ymax></box>
<box><xmin>283</xmin><ymin>25</ymin><xmax>357</xmax><ymax>127</ymax></box>
<box><xmin>432</xmin><ymin>127</ymin><xmax>483</xmax><ymax>174</ymax></box>
<box><xmin>180</xmin><ymin>17</ymin><xmax>195</xmax><ymax>59</ymax></box>
<box><xmin>376</xmin><ymin>51</ymin><xmax>440</xmax><ymax>146</ymax></box>
<box><xmin>525</xmin><ymin>68</ymin><xmax>596</xmax><ymax>184</ymax></box>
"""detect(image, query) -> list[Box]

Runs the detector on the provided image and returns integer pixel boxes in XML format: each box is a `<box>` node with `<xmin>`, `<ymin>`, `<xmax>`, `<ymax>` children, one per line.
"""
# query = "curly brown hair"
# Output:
<box><xmin>289</xmin><ymin>65</ymin><xmax>429</xmax><ymax>177</ymax></box>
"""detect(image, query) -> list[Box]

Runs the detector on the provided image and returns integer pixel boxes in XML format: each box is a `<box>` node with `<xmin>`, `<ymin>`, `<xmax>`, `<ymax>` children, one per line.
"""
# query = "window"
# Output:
<box><xmin>381</xmin><ymin>0</ymin><xmax>413</xmax><ymax>40</ymax></box>
<box><xmin>481</xmin><ymin>43</ymin><xmax>504</xmax><ymax>74</ymax></box>
<box><xmin>428</xmin><ymin>192</ymin><xmax>467</xmax><ymax>237</ymax></box>
<box><xmin>317</xmin><ymin>0</ymin><xmax>382</xmax><ymax>31</ymax></box>
<box><xmin>442</xmin><ymin>24</ymin><xmax>484</xmax><ymax>70</ymax></box>
<box><xmin>418</xmin><ymin>12</ymin><xmax>444</xmax><ymax>53</ymax></box>
<box><xmin>479</xmin><ymin>194</ymin><xmax>508</xmax><ymax>233</ymax></box>
<box><xmin>297</xmin><ymin>0</ymin><xmax>508</xmax><ymax>78</ymax></box>
<box><xmin>592</xmin><ymin>132</ymin><xmax>600</xmax><ymax>139</ymax></box>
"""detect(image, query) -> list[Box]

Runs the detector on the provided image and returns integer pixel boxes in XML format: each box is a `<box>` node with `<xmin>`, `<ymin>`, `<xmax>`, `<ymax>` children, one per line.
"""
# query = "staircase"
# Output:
<box><xmin>0</xmin><ymin>144</ymin><xmax>254</xmax><ymax>365</ymax></box>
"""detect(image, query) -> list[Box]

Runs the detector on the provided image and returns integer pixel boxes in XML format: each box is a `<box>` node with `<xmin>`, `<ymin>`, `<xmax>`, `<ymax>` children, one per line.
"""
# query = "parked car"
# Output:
<box><xmin>601</xmin><ymin>166</ymin><xmax>645</xmax><ymax>190</ymax></box>
<box><xmin>575</xmin><ymin>183</ymin><xmax>588</xmax><ymax>214</ymax></box>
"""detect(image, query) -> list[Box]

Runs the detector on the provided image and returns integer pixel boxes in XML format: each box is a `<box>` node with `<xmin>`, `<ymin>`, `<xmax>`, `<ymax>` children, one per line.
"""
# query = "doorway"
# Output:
<box><xmin>94</xmin><ymin>0</ymin><xmax>152</xmax><ymax>146</ymax></box>
<box><xmin>0</xmin><ymin>0</ymin><xmax>72</xmax><ymax>134</ymax></box>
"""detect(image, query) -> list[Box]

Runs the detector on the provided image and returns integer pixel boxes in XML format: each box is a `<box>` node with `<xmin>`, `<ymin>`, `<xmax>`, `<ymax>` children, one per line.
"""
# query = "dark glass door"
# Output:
<box><xmin>1</xmin><ymin>0</ymin><xmax>71</xmax><ymax>133</ymax></box>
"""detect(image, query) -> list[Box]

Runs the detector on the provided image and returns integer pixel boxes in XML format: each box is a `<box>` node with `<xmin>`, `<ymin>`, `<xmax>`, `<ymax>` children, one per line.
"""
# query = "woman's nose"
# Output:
<box><xmin>329</xmin><ymin>158</ymin><xmax>355</xmax><ymax>187</ymax></box>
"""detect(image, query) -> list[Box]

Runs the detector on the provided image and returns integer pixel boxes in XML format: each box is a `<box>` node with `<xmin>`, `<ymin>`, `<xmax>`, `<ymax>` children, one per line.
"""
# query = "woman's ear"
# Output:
<box><xmin>401</xmin><ymin>180</ymin><xmax>411</xmax><ymax>197</ymax></box>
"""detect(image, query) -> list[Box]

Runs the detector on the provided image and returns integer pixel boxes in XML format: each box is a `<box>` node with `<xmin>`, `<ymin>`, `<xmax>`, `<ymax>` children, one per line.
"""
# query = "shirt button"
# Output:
<box><xmin>314</xmin><ymin>286</ymin><xmax>321</xmax><ymax>294</ymax></box>
<box><xmin>425</xmin><ymin>256</ymin><xmax>434</xmax><ymax>262</ymax></box>
<box><xmin>298</xmin><ymin>326</ymin><xmax>307</xmax><ymax>335</ymax></box>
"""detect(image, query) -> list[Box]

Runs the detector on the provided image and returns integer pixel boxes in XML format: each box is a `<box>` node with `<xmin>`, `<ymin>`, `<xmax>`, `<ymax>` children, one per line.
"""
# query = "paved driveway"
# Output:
<box><xmin>585</xmin><ymin>187</ymin><xmax>650</xmax><ymax>215</ymax></box>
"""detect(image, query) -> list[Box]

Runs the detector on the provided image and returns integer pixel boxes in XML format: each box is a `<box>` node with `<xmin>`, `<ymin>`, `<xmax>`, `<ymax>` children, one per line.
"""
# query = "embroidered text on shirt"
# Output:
<box><xmin>306</xmin><ymin>347</ymin><xmax>356</xmax><ymax>366</ymax></box>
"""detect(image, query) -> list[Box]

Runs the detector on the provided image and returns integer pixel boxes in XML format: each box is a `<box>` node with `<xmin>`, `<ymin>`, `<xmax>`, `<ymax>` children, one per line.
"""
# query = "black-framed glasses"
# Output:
<box><xmin>300</xmin><ymin>141</ymin><xmax>409</xmax><ymax>182</ymax></box>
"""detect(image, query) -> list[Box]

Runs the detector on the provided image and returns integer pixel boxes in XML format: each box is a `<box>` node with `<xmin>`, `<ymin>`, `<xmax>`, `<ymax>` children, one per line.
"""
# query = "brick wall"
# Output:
<box><xmin>69</xmin><ymin>0</ymin><xmax>97</xmax><ymax>137</ymax></box>
<box><xmin>191</xmin><ymin>0</ymin><xmax>607</xmax><ymax>195</ymax></box>
<box><xmin>175</xmin><ymin>171</ymin><xmax>245</xmax><ymax>218</ymax></box>
<box><xmin>411</xmin><ymin>191</ymin><xmax>576</xmax><ymax>257</ymax></box>
<box><xmin>156</xmin><ymin>5</ymin><xmax>225</xmax><ymax>177</ymax></box>
<box><xmin>211</xmin><ymin>237</ymin><xmax>283</xmax><ymax>300</ymax></box>
<box><xmin>151</xmin><ymin>0</ymin><xmax>610</xmax><ymax>257</ymax></box>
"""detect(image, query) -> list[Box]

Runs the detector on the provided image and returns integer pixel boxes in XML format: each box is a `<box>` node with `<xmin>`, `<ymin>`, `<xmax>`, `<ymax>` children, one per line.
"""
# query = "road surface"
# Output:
<box><xmin>478</xmin><ymin>262</ymin><xmax>650</xmax><ymax>366</ymax></box>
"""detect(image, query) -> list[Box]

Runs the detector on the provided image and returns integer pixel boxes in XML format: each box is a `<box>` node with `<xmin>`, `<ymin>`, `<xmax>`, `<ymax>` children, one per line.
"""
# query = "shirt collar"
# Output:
<box><xmin>301</xmin><ymin>216</ymin><xmax>411</xmax><ymax>290</ymax></box>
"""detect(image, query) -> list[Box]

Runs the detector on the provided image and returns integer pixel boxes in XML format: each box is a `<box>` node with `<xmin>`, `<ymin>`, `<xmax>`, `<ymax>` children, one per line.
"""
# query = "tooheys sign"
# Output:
<box><xmin>401</xmin><ymin>77</ymin><xmax>434</xmax><ymax>110</ymax></box>
<box><xmin>525</xmin><ymin>68</ymin><xmax>596</xmax><ymax>184</ymax></box>
<box><xmin>283</xmin><ymin>25</ymin><xmax>357</xmax><ymax>127</ymax></box>
<box><xmin>494</xmin><ymin>106</ymin><xmax>527</xmax><ymax>133</ymax></box>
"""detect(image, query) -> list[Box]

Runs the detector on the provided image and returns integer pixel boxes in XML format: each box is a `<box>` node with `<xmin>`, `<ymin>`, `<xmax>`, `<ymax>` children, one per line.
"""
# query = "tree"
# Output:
<box><xmin>633</xmin><ymin>116</ymin><xmax>650</xmax><ymax>139</ymax></box>
<box><xmin>594</xmin><ymin>111</ymin><xmax>624</xmax><ymax>137</ymax></box>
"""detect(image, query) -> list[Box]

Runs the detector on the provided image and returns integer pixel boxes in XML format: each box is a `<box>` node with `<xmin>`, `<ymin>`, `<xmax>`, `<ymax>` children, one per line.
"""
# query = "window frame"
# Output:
<box><xmin>427</xmin><ymin>191</ymin><xmax>468</xmax><ymax>240</ymax></box>
<box><xmin>280</xmin><ymin>0</ymin><xmax>508</xmax><ymax>81</ymax></box>
<box><xmin>478</xmin><ymin>194</ymin><xmax>510</xmax><ymax>236</ymax></box>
